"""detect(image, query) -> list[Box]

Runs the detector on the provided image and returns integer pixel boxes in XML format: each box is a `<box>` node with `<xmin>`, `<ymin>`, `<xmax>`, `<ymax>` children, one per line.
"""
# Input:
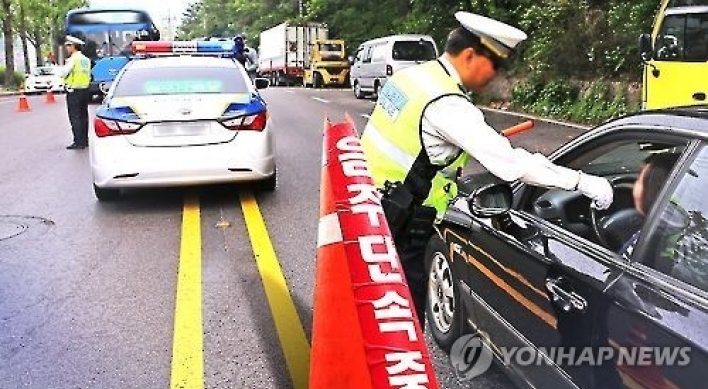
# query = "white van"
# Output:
<box><xmin>350</xmin><ymin>34</ymin><xmax>438</xmax><ymax>99</ymax></box>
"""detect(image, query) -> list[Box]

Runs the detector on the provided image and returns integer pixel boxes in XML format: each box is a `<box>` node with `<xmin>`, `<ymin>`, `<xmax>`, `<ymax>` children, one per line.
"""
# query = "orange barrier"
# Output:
<box><xmin>45</xmin><ymin>90</ymin><xmax>56</xmax><ymax>104</ymax></box>
<box><xmin>310</xmin><ymin>118</ymin><xmax>440</xmax><ymax>389</ymax></box>
<box><xmin>17</xmin><ymin>95</ymin><xmax>31</xmax><ymax>112</ymax></box>
<box><xmin>502</xmin><ymin>119</ymin><xmax>534</xmax><ymax>137</ymax></box>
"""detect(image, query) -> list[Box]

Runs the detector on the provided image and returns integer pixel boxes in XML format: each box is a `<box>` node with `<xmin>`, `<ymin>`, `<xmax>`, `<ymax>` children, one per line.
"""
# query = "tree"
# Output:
<box><xmin>2</xmin><ymin>0</ymin><xmax>14</xmax><ymax>87</ymax></box>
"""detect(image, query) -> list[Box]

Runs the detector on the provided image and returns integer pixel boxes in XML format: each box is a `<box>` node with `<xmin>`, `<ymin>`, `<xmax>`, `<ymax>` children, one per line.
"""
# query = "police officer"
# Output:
<box><xmin>57</xmin><ymin>36</ymin><xmax>92</xmax><ymax>150</ymax></box>
<box><xmin>361</xmin><ymin>12</ymin><xmax>614</xmax><ymax>326</ymax></box>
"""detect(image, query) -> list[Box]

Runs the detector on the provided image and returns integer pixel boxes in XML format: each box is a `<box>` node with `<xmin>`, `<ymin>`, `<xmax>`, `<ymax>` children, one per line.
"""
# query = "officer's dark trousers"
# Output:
<box><xmin>67</xmin><ymin>88</ymin><xmax>90</xmax><ymax>146</ymax></box>
<box><xmin>396</xmin><ymin>236</ymin><xmax>430</xmax><ymax>330</ymax></box>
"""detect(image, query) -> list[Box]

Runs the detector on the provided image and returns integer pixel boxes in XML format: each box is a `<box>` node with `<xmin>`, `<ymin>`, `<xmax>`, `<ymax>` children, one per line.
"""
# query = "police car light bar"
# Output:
<box><xmin>131</xmin><ymin>41</ymin><xmax>235</xmax><ymax>55</ymax></box>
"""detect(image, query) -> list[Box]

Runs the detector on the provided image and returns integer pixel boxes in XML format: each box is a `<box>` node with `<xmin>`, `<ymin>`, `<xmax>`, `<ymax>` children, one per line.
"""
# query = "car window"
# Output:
<box><xmin>362</xmin><ymin>46</ymin><xmax>373</xmax><ymax>63</ymax></box>
<box><xmin>643</xmin><ymin>145</ymin><xmax>708</xmax><ymax>291</ymax></box>
<box><xmin>391</xmin><ymin>40</ymin><xmax>437</xmax><ymax>61</ymax></box>
<box><xmin>112</xmin><ymin>66</ymin><xmax>249</xmax><ymax>96</ymax></box>
<box><xmin>518</xmin><ymin>135</ymin><xmax>689</xmax><ymax>248</ymax></box>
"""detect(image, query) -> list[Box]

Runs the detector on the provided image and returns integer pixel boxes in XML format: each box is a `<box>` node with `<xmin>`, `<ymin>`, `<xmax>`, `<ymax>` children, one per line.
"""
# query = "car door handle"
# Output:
<box><xmin>545</xmin><ymin>277</ymin><xmax>587</xmax><ymax>313</ymax></box>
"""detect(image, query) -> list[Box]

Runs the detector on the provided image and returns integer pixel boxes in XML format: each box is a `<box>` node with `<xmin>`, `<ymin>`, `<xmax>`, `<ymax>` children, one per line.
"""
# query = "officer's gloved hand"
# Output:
<box><xmin>577</xmin><ymin>172</ymin><xmax>613</xmax><ymax>210</ymax></box>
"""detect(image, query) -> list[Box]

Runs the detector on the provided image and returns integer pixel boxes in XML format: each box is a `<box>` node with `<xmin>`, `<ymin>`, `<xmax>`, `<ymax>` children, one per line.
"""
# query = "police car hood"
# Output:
<box><xmin>108</xmin><ymin>93</ymin><xmax>251</xmax><ymax>147</ymax></box>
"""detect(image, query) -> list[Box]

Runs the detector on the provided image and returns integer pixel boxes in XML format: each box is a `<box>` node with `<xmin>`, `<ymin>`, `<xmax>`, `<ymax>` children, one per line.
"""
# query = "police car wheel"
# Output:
<box><xmin>259</xmin><ymin>169</ymin><xmax>277</xmax><ymax>191</ymax></box>
<box><xmin>425</xmin><ymin>234</ymin><xmax>466</xmax><ymax>353</ymax></box>
<box><xmin>93</xmin><ymin>184</ymin><xmax>120</xmax><ymax>201</ymax></box>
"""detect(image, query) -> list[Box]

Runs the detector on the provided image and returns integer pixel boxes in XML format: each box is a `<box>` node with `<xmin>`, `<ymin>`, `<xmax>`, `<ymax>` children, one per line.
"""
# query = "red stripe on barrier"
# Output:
<box><xmin>310</xmin><ymin>120</ymin><xmax>440</xmax><ymax>389</ymax></box>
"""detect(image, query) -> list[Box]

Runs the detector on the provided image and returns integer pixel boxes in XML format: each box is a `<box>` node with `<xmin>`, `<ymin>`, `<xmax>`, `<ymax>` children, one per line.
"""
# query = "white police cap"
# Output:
<box><xmin>64</xmin><ymin>36</ymin><xmax>85</xmax><ymax>46</ymax></box>
<box><xmin>454</xmin><ymin>11</ymin><xmax>527</xmax><ymax>59</ymax></box>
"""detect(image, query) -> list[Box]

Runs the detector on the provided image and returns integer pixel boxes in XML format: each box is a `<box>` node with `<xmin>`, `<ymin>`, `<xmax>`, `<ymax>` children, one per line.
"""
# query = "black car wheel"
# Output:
<box><xmin>353</xmin><ymin>81</ymin><xmax>365</xmax><ymax>99</ymax></box>
<box><xmin>259</xmin><ymin>168</ymin><xmax>277</xmax><ymax>191</ymax></box>
<box><xmin>314</xmin><ymin>72</ymin><xmax>323</xmax><ymax>88</ymax></box>
<box><xmin>94</xmin><ymin>184</ymin><xmax>120</xmax><ymax>201</ymax></box>
<box><xmin>425</xmin><ymin>234</ymin><xmax>464</xmax><ymax>353</ymax></box>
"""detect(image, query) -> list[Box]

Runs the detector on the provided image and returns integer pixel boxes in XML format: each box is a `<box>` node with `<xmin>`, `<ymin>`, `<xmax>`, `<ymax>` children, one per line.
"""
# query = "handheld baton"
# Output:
<box><xmin>502</xmin><ymin>120</ymin><xmax>534</xmax><ymax>137</ymax></box>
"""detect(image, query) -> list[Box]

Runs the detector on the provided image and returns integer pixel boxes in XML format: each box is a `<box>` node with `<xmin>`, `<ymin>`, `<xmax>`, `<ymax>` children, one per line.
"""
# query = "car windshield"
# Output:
<box><xmin>111</xmin><ymin>66</ymin><xmax>250</xmax><ymax>97</ymax></box>
<box><xmin>392</xmin><ymin>40</ymin><xmax>437</xmax><ymax>61</ymax></box>
<box><xmin>33</xmin><ymin>67</ymin><xmax>55</xmax><ymax>76</ymax></box>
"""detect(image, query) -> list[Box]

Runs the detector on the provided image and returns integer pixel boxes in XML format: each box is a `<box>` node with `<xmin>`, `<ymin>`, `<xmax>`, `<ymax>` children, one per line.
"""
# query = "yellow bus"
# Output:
<box><xmin>639</xmin><ymin>0</ymin><xmax>708</xmax><ymax>109</ymax></box>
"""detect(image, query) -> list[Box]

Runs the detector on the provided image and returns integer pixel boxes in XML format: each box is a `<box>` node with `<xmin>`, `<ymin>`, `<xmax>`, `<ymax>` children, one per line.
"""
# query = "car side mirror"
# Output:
<box><xmin>639</xmin><ymin>33</ymin><xmax>653</xmax><ymax>62</ymax></box>
<box><xmin>465</xmin><ymin>173</ymin><xmax>513</xmax><ymax>218</ymax></box>
<box><xmin>348</xmin><ymin>55</ymin><xmax>355</xmax><ymax>65</ymax></box>
<box><xmin>254</xmin><ymin>78</ymin><xmax>269</xmax><ymax>89</ymax></box>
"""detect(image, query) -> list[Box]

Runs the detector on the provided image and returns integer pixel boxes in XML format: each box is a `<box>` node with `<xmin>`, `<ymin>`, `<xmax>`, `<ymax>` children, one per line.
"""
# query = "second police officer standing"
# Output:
<box><xmin>57</xmin><ymin>35</ymin><xmax>92</xmax><ymax>150</ymax></box>
<box><xmin>360</xmin><ymin>12</ymin><xmax>615</xmax><ymax>326</ymax></box>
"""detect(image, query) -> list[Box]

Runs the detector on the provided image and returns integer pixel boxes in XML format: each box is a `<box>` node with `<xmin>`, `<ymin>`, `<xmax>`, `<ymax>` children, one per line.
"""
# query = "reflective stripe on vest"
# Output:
<box><xmin>66</xmin><ymin>53</ymin><xmax>91</xmax><ymax>89</ymax></box>
<box><xmin>361</xmin><ymin>60</ymin><xmax>469</xmax><ymax>217</ymax></box>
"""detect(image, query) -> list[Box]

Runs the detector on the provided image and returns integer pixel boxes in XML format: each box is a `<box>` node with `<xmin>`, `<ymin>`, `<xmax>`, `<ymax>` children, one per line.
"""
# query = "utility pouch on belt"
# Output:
<box><xmin>380</xmin><ymin>181</ymin><xmax>414</xmax><ymax>239</ymax></box>
<box><xmin>380</xmin><ymin>181</ymin><xmax>436</xmax><ymax>243</ymax></box>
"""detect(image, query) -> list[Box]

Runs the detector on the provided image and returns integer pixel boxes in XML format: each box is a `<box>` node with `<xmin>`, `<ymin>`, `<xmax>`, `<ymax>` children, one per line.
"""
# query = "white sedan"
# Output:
<box><xmin>24</xmin><ymin>66</ymin><xmax>65</xmax><ymax>94</ymax></box>
<box><xmin>90</xmin><ymin>55</ymin><xmax>276</xmax><ymax>200</ymax></box>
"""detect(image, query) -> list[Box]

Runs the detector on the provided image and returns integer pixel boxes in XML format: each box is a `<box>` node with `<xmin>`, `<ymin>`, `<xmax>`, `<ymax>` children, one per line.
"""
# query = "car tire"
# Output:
<box><xmin>425</xmin><ymin>233</ymin><xmax>465</xmax><ymax>353</ymax></box>
<box><xmin>353</xmin><ymin>81</ymin><xmax>365</xmax><ymax>99</ymax></box>
<box><xmin>314</xmin><ymin>72</ymin><xmax>323</xmax><ymax>88</ymax></box>
<box><xmin>372</xmin><ymin>81</ymin><xmax>380</xmax><ymax>100</ymax></box>
<box><xmin>259</xmin><ymin>169</ymin><xmax>277</xmax><ymax>191</ymax></box>
<box><xmin>94</xmin><ymin>184</ymin><xmax>120</xmax><ymax>201</ymax></box>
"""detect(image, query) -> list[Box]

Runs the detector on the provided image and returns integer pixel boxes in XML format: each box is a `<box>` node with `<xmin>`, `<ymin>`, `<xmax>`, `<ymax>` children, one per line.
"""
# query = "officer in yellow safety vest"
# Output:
<box><xmin>361</xmin><ymin>12</ymin><xmax>614</xmax><ymax>326</ymax></box>
<box><xmin>57</xmin><ymin>35</ymin><xmax>92</xmax><ymax>150</ymax></box>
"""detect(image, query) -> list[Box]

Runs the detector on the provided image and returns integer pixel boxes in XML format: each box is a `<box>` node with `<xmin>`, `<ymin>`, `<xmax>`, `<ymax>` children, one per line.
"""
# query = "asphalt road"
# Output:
<box><xmin>0</xmin><ymin>89</ymin><xmax>587</xmax><ymax>389</ymax></box>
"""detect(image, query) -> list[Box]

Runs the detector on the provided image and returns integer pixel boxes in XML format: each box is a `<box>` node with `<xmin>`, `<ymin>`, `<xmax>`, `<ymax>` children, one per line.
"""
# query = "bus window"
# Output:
<box><xmin>656</xmin><ymin>12</ymin><xmax>708</xmax><ymax>61</ymax></box>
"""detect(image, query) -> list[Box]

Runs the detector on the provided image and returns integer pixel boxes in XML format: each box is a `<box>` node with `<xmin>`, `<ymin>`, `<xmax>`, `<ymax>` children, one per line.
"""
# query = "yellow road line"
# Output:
<box><xmin>239</xmin><ymin>192</ymin><xmax>310</xmax><ymax>389</ymax></box>
<box><xmin>170</xmin><ymin>194</ymin><xmax>204</xmax><ymax>389</ymax></box>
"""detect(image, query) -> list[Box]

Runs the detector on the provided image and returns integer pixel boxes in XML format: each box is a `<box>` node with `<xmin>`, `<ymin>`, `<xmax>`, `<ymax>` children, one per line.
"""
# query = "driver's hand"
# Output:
<box><xmin>577</xmin><ymin>172</ymin><xmax>613</xmax><ymax>210</ymax></box>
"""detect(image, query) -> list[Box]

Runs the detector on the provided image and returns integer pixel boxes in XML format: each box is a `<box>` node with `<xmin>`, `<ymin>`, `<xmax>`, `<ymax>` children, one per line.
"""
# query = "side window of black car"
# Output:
<box><xmin>643</xmin><ymin>146</ymin><xmax>708</xmax><ymax>291</ymax></box>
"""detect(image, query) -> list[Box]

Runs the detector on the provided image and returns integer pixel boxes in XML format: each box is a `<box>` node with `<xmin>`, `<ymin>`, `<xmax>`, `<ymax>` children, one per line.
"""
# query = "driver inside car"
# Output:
<box><xmin>620</xmin><ymin>152</ymin><xmax>681</xmax><ymax>259</ymax></box>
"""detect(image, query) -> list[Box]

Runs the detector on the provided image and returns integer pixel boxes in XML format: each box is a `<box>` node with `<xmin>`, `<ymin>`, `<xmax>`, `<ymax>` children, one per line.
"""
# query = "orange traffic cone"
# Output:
<box><xmin>17</xmin><ymin>94</ymin><xmax>31</xmax><ymax>112</ymax></box>
<box><xmin>309</xmin><ymin>117</ymin><xmax>372</xmax><ymax>389</ymax></box>
<box><xmin>45</xmin><ymin>90</ymin><xmax>56</xmax><ymax>104</ymax></box>
<box><xmin>310</xmin><ymin>117</ymin><xmax>440</xmax><ymax>389</ymax></box>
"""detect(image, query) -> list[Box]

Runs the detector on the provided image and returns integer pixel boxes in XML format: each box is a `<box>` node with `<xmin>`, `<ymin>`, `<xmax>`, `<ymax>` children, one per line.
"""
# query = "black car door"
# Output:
<box><xmin>603</xmin><ymin>141</ymin><xmax>708</xmax><ymax>389</ymax></box>
<box><xmin>460</xmin><ymin>129</ymin><xmax>691</xmax><ymax>389</ymax></box>
<box><xmin>464</xmin><ymin>206</ymin><xmax>622</xmax><ymax>389</ymax></box>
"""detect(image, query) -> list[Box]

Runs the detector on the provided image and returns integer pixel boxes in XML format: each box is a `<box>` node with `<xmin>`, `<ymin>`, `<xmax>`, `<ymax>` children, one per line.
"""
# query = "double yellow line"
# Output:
<box><xmin>170</xmin><ymin>192</ymin><xmax>310</xmax><ymax>389</ymax></box>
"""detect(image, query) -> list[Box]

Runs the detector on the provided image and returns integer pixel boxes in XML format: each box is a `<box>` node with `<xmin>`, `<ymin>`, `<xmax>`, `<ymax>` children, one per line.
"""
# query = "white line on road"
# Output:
<box><xmin>311</xmin><ymin>97</ymin><xmax>329</xmax><ymax>104</ymax></box>
<box><xmin>285</xmin><ymin>90</ymin><xmax>295</xmax><ymax>94</ymax></box>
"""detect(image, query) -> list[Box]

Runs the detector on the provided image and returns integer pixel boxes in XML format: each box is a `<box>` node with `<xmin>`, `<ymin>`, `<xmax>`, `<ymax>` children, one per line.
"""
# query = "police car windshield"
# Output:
<box><xmin>111</xmin><ymin>67</ymin><xmax>250</xmax><ymax>97</ymax></box>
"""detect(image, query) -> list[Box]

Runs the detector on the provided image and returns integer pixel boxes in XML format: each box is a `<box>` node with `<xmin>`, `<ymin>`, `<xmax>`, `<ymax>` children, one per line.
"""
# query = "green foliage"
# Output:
<box><xmin>512</xmin><ymin>78</ymin><xmax>633</xmax><ymax>125</ymax></box>
<box><xmin>175</xmin><ymin>0</ymin><xmax>661</xmax><ymax>124</ymax></box>
<box><xmin>0</xmin><ymin>67</ymin><xmax>25</xmax><ymax>88</ymax></box>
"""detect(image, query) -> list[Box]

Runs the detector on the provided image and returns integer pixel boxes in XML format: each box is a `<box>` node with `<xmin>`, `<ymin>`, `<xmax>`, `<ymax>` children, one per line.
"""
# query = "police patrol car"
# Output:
<box><xmin>90</xmin><ymin>41</ymin><xmax>275</xmax><ymax>200</ymax></box>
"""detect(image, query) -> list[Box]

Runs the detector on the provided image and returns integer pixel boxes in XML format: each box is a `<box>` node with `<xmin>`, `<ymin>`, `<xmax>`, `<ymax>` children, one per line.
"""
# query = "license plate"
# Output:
<box><xmin>153</xmin><ymin>122</ymin><xmax>208</xmax><ymax>137</ymax></box>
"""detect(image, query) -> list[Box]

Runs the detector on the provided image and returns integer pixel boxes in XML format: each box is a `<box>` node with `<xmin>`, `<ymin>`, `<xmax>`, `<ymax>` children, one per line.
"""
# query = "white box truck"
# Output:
<box><xmin>258</xmin><ymin>22</ymin><xmax>350</xmax><ymax>87</ymax></box>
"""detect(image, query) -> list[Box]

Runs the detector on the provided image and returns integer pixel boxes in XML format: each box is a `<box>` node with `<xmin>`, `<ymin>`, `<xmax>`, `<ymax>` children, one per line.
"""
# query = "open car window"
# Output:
<box><xmin>515</xmin><ymin>133</ymin><xmax>689</xmax><ymax>251</ymax></box>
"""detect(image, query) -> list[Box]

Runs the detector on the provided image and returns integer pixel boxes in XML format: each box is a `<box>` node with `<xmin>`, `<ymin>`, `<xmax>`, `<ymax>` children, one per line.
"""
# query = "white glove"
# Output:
<box><xmin>577</xmin><ymin>172</ymin><xmax>613</xmax><ymax>210</ymax></box>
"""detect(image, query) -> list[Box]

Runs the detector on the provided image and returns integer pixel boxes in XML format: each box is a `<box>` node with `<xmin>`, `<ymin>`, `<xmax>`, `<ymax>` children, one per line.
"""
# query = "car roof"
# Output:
<box><xmin>126</xmin><ymin>56</ymin><xmax>239</xmax><ymax>70</ymax></box>
<box><xmin>359</xmin><ymin>34</ymin><xmax>435</xmax><ymax>46</ymax></box>
<box><xmin>600</xmin><ymin>107</ymin><xmax>708</xmax><ymax>137</ymax></box>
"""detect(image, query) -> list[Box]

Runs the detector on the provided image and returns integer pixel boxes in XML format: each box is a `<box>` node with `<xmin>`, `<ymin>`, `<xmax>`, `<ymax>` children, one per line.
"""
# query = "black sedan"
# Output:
<box><xmin>425</xmin><ymin>108</ymin><xmax>708</xmax><ymax>389</ymax></box>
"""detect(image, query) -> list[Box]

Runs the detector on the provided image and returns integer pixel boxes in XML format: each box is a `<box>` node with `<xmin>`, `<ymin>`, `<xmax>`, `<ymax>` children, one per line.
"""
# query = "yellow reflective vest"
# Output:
<box><xmin>361</xmin><ymin>60</ymin><xmax>470</xmax><ymax>217</ymax></box>
<box><xmin>64</xmin><ymin>52</ymin><xmax>91</xmax><ymax>90</ymax></box>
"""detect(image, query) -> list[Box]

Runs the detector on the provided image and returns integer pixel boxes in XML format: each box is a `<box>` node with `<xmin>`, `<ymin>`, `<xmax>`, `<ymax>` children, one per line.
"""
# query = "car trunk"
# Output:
<box><xmin>120</xmin><ymin>94</ymin><xmax>247</xmax><ymax>147</ymax></box>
